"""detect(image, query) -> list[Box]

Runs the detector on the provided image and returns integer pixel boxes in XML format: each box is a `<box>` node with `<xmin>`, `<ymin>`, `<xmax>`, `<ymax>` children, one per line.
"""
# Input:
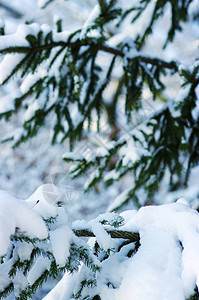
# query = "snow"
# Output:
<box><xmin>66</xmin><ymin>103</ymin><xmax>84</xmax><ymax>129</ymax></box>
<box><xmin>0</xmin><ymin>89</ymin><xmax>20</xmax><ymax>113</ymax></box>
<box><xmin>107</xmin><ymin>187</ymin><xmax>132</xmax><ymax>212</ymax></box>
<box><xmin>13</xmin><ymin>272</ymin><xmax>28</xmax><ymax>297</ymax></box>
<box><xmin>0</xmin><ymin>22</ymin><xmax>51</xmax><ymax>85</ymax></box>
<box><xmin>121</xmin><ymin>138</ymin><xmax>139</xmax><ymax>166</ymax></box>
<box><xmin>23</xmin><ymin>101</ymin><xmax>40</xmax><ymax>122</ymax></box>
<box><xmin>107</xmin><ymin>0</ymin><xmax>156</xmax><ymax>50</ymax></box>
<box><xmin>84</xmin><ymin>169</ymin><xmax>100</xmax><ymax>191</ymax></box>
<box><xmin>0</xmin><ymin>260</ymin><xmax>13</xmax><ymax>291</ymax></box>
<box><xmin>50</xmin><ymin>225</ymin><xmax>72</xmax><ymax>266</ymax></box>
<box><xmin>0</xmin><ymin>23</ymin><xmax>40</xmax><ymax>51</ymax></box>
<box><xmin>90</xmin><ymin>220</ymin><xmax>114</xmax><ymax>251</ymax></box>
<box><xmin>123</xmin><ymin>38</ymin><xmax>138</xmax><ymax>61</ymax></box>
<box><xmin>53</xmin><ymin>30</ymin><xmax>71</xmax><ymax>43</ymax></box>
<box><xmin>189</xmin><ymin>0</ymin><xmax>199</xmax><ymax>17</ymax></box>
<box><xmin>51</xmin><ymin>201</ymin><xmax>199</xmax><ymax>299</ymax></box>
<box><xmin>0</xmin><ymin>190</ymin><xmax>48</xmax><ymax>256</ymax></box>
<box><xmin>0</xmin><ymin>0</ymin><xmax>199</xmax><ymax>298</ymax></box>
<box><xmin>0</xmin><ymin>54</ymin><xmax>26</xmax><ymax>84</ymax></box>
<box><xmin>14</xmin><ymin>196</ymin><xmax>198</xmax><ymax>300</ymax></box>
<box><xmin>41</xmin><ymin>23</ymin><xmax>51</xmax><ymax>35</ymax></box>
<box><xmin>43</xmin><ymin>272</ymin><xmax>79</xmax><ymax>300</ymax></box>
<box><xmin>80</xmin><ymin>4</ymin><xmax>100</xmax><ymax>39</ymax></box>
<box><xmin>117</xmin><ymin>202</ymin><xmax>199</xmax><ymax>299</ymax></box>
<box><xmin>117</xmin><ymin>226</ymin><xmax>184</xmax><ymax>300</ymax></box>
<box><xmin>17</xmin><ymin>241</ymin><xmax>34</xmax><ymax>261</ymax></box>
<box><xmin>73</xmin><ymin>212</ymin><xmax>123</xmax><ymax>251</ymax></box>
<box><xmin>26</xmin><ymin>184</ymin><xmax>65</xmax><ymax>219</ymax></box>
<box><xmin>12</xmin><ymin>127</ymin><xmax>24</xmax><ymax>142</ymax></box>
<box><xmin>0</xmin><ymin>184</ymin><xmax>76</xmax><ymax>298</ymax></box>
<box><xmin>104</xmin><ymin>169</ymin><xmax>120</xmax><ymax>182</ymax></box>
<box><xmin>20</xmin><ymin>69</ymin><xmax>47</xmax><ymax>94</ymax></box>
<box><xmin>27</xmin><ymin>256</ymin><xmax>51</xmax><ymax>286</ymax></box>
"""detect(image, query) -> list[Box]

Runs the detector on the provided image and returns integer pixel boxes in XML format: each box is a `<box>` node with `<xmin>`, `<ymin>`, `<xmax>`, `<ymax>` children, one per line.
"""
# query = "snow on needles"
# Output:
<box><xmin>47</xmin><ymin>200</ymin><xmax>199</xmax><ymax>300</ymax></box>
<box><xmin>26</xmin><ymin>184</ymin><xmax>66</xmax><ymax>219</ymax></box>
<box><xmin>2</xmin><ymin>186</ymin><xmax>199</xmax><ymax>299</ymax></box>
<box><xmin>80</xmin><ymin>4</ymin><xmax>100</xmax><ymax>39</ymax></box>
<box><xmin>0</xmin><ymin>23</ymin><xmax>38</xmax><ymax>51</ymax></box>
<box><xmin>50</xmin><ymin>225</ymin><xmax>72</xmax><ymax>267</ymax></box>
<box><xmin>0</xmin><ymin>54</ymin><xmax>26</xmax><ymax>85</ymax></box>
<box><xmin>118</xmin><ymin>201</ymin><xmax>199</xmax><ymax>300</ymax></box>
<box><xmin>0</xmin><ymin>23</ymin><xmax>40</xmax><ymax>84</ymax></box>
<box><xmin>0</xmin><ymin>190</ymin><xmax>48</xmax><ymax>256</ymax></box>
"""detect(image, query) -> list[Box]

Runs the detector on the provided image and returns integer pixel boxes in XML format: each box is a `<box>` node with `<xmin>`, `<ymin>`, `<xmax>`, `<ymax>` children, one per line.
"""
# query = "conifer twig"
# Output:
<box><xmin>98</xmin><ymin>0</ymin><xmax>106</xmax><ymax>12</ymax></box>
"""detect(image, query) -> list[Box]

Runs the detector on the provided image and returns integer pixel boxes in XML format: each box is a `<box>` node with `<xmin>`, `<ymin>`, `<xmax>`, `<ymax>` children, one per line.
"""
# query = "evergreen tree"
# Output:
<box><xmin>0</xmin><ymin>0</ymin><xmax>199</xmax><ymax>299</ymax></box>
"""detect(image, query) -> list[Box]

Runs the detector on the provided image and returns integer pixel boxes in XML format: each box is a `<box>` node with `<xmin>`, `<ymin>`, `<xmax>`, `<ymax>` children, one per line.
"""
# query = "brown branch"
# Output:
<box><xmin>0</xmin><ymin>41</ymin><xmax>177</xmax><ymax>70</ymax></box>
<box><xmin>73</xmin><ymin>228</ymin><xmax>140</xmax><ymax>242</ymax></box>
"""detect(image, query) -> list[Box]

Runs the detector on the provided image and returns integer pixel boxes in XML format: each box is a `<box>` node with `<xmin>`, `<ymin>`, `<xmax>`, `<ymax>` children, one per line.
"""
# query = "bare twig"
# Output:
<box><xmin>73</xmin><ymin>228</ymin><xmax>140</xmax><ymax>241</ymax></box>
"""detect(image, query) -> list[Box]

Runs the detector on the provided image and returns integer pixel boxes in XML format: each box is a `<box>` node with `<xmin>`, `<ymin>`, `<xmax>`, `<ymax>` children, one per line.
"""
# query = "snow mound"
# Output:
<box><xmin>118</xmin><ymin>201</ymin><xmax>199</xmax><ymax>299</ymax></box>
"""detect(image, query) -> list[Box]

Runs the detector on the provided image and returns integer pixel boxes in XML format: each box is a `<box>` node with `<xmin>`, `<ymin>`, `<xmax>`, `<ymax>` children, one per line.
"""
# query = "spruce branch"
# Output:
<box><xmin>0</xmin><ymin>43</ymin><xmax>178</xmax><ymax>71</ymax></box>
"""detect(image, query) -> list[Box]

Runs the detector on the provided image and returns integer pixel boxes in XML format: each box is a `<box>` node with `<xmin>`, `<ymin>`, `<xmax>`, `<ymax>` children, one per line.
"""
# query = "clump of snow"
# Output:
<box><xmin>17</xmin><ymin>23</ymin><xmax>40</xmax><ymax>38</ymax></box>
<box><xmin>0</xmin><ymin>21</ymin><xmax>44</xmax><ymax>50</ymax></box>
<box><xmin>42</xmin><ymin>200</ymin><xmax>199</xmax><ymax>300</ymax></box>
<box><xmin>13</xmin><ymin>272</ymin><xmax>28</xmax><ymax>297</ymax></box>
<box><xmin>70</xmin><ymin>103</ymin><xmax>84</xmax><ymax>128</ymax></box>
<box><xmin>0</xmin><ymin>190</ymin><xmax>48</xmax><ymax>256</ymax></box>
<box><xmin>0</xmin><ymin>54</ymin><xmax>26</xmax><ymax>84</ymax></box>
<box><xmin>43</xmin><ymin>272</ymin><xmax>79</xmax><ymax>300</ymax></box>
<box><xmin>20</xmin><ymin>69</ymin><xmax>47</xmax><ymax>94</ymax></box>
<box><xmin>27</xmin><ymin>256</ymin><xmax>51</xmax><ymax>286</ymax></box>
<box><xmin>104</xmin><ymin>169</ymin><xmax>120</xmax><ymax>182</ymax></box>
<box><xmin>0</xmin><ymin>185</ymin><xmax>75</xmax><ymax>298</ymax></box>
<box><xmin>50</xmin><ymin>225</ymin><xmax>72</xmax><ymax>266</ymax></box>
<box><xmin>80</xmin><ymin>4</ymin><xmax>100</xmax><ymax>39</ymax></box>
<box><xmin>118</xmin><ymin>201</ymin><xmax>199</xmax><ymax>299</ymax></box>
<box><xmin>123</xmin><ymin>38</ymin><xmax>138</xmax><ymax>62</ymax></box>
<box><xmin>73</xmin><ymin>212</ymin><xmax>124</xmax><ymax>251</ymax></box>
<box><xmin>90</xmin><ymin>220</ymin><xmax>114</xmax><ymax>251</ymax></box>
<box><xmin>17</xmin><ymin>241</ymin><xmax>34</xmax><ymax>261</ymax></box>
<box><xmin>26</xmin><ymin>184</ymin><xmax>66</xmax><ymax>219</ymax></box>
<box><xmin>189</xmin><ymin>0</ymin><xmax>199</xmax><ymax>17</ymax></box>
<box><xmin>0</xmin><ymin>89</ymin><xmax>20</xmax><ymax>113</ymax></box>
<box><xmin>22</xmin><ymin>101</ymin><xmax>40</xmax><ymax>122</ymax></box>
<box><xmin>53</xmin><ymin>30</ymin><xmax>71</xmax><ymax>43</ymax></box>
<box><xmin>41</xmin><ymin>24</ymin><xmax>51</xmax><ymax>35</ymax></box>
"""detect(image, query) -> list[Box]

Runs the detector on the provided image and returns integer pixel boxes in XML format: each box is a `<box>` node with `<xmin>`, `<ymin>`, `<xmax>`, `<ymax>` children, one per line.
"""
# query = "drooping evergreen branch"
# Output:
<box><xmin>0</xmin><ymin>42</ymin><xmax>178</xmax><ymax>71</ymax></box>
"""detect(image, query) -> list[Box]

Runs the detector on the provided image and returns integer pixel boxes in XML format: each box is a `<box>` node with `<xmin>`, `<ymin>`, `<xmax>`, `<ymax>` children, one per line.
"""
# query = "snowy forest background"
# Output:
<box><xmin>0</xmin><ymin>0</ymin><xmax>199</xmax><ymax>299</ymax></box>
